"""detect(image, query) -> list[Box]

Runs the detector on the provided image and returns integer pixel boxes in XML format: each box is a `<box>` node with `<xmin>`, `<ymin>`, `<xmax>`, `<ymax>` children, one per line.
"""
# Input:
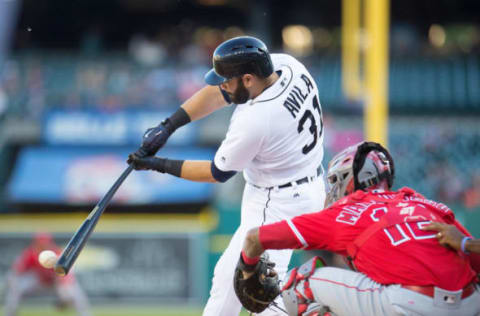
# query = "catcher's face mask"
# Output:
<box><xmin>325</xmin><ymin>141</ymin><xmax>395</xmax><ymax>207</ymax></box>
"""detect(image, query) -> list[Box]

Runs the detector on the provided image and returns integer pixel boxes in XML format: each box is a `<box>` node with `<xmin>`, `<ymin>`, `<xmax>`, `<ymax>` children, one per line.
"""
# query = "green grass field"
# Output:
<box><xmin>3</xmin><ymin>305</ymin><xmax>251</xmax><ymax>316</ymax></box>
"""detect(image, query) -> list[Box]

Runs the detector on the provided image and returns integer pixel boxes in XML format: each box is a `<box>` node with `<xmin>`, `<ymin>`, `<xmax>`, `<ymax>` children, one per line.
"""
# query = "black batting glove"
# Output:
<box><xmin>127</xmin><ymin>154</ymin><xmax>166</xmax><ymax>172</ymax></box>
<box><xmin>139</xmin><ymin>119</ymin><xmax>174</xmax><ymax>156</ymax></box>
<box><xmin>136</xmin><ymin>108</ymin><xmax>191</xmax><ymax>157</ymax></box>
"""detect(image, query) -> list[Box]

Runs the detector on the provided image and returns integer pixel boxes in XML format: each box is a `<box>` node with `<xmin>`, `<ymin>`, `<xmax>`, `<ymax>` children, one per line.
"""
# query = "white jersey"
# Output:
<box><xmin>214</xmin><ymin>53</ymin><xmax>324</xmax><ymax>187</ymax></box>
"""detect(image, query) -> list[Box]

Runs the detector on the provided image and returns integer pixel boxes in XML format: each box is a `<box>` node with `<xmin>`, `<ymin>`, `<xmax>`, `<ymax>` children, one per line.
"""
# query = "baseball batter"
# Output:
<box><xmin>4</xmin><ymin>233</ymin><xmax>91</xmax><ymax>316</ymax></box>
<box><xmin>128</xmin><ymin>36</ymin><xmax>326</xmax><ymax>315</ymax></box>
<box><xmin>237</xmin><ymin>142</ymin><xmax>480</xmax><ymax>316</ymax></box>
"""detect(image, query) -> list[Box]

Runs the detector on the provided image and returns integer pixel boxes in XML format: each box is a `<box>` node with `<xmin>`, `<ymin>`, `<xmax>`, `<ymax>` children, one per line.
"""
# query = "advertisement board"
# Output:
<box><xmin>42</xmin><ymin>109</ymin><xmax>199</xmax><ymax>146</ymax></box>
<box><xmin>0</xmin><ymin>232</ymin><xmax>208</xmax><ymax>303</ymax></box>
<box><xmin>8</xmin><ymin>146</ymin><xmax>215</xmax><ymax>204</ymax></box>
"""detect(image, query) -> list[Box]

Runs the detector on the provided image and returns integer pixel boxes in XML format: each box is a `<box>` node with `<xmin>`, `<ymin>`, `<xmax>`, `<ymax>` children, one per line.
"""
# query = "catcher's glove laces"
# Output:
<box><xmin>270</xmin><ymin>301</ymin><xmax>289</xmax><ymax>315</ymax></box>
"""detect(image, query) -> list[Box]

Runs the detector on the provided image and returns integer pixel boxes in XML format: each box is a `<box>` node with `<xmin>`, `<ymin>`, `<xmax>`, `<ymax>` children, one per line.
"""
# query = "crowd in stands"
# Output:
<box><xmin>389</xmin><ymin>122</ymin><xmax>480</xmax><ymax>212</ymax></box>
<box><xmin>0</xmin><ymin>26</ymin><xmax>479</xmax><ymax>213</ymax></box>
<box><xmin>0</xmin><ymin>55</ymin><xmax>209</xmax><ymax>119</ymax></box>
<box><xmin>322</xmin><ymin>117</ymin><xmax>480</xmax><ymax>213</ymax></box>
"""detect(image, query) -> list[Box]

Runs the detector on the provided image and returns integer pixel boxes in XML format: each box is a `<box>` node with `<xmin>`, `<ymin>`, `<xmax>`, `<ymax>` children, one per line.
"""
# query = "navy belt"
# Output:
<box><xmin>252</xmin><ymin>166</ymin><xmax>323</xmax><ymax>190</ymax></box>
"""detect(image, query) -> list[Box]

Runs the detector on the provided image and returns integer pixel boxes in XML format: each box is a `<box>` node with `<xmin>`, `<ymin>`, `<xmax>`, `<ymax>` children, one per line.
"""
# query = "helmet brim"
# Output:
<box><xmin>204</xmin><ymin>68</ymin><xmax>228</xmax><ymax>85</ymax></box>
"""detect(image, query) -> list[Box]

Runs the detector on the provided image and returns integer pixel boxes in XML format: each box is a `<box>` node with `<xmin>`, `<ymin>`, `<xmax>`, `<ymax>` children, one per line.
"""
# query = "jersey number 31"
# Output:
<box><xmin>297</xmin><ymin>95</ymin><xmax>323</xmax><ymax>154</ymax></box>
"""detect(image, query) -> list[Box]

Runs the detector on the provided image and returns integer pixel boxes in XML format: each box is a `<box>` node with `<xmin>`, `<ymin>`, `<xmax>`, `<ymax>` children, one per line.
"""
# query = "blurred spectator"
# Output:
<box><xmin>429</xmin><ymin>161</ymin><xmax>464</xmax><ymax>204</ymax></box>
<box><xmin>0</xmin><ymin>86</ymin><xmax>7</xmax><ymax>118</ymax></box>
<box><xmin>4</xmin><ymin>232</ymin><xmax>91</xmax><ymax>316</ymax></box>
<box><xmin>25</xmin><ymin>59</ymin><xmax>46</xmax><ymax>119</ymax></box>
<box><xmin>80</xmin><ymin>25</ymin><xmax>104</xmax><ymax>56</ymax></box>
<box><xmin>128</xmin><ymin>34</ymin><xmax>167</xmax><ymax>67</ymax></box>
<box><xmin>390</xmin><ymin>23</ymin><xmax>421</xmax><ymax>56</ymax></box>
<box><xmin>464</xmin><ymin>172</ymin><xmax>480</xmax><ymax>210</ymax></box>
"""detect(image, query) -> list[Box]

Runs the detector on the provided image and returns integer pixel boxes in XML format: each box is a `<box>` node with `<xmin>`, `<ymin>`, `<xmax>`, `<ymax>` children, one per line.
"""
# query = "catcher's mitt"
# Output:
<box><xmin>234</xmin><ymin>255</ymin><xmax>280</xmax><ymax>313</ymax></box>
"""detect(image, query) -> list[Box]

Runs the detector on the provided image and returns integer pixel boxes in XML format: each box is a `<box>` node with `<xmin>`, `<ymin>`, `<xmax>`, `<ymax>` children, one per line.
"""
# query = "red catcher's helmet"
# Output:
<box><xmin>325</xmin><ymin>141</ymin><xmax>395</xmax><ymax>207</ymax></box>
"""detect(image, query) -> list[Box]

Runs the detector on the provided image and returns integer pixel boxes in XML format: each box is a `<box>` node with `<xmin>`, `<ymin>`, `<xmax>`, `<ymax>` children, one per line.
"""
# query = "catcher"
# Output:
<box><xmin>234</xmin><ymin>141</ymin><xmax>480</xmax><ymax>316</ymax></box>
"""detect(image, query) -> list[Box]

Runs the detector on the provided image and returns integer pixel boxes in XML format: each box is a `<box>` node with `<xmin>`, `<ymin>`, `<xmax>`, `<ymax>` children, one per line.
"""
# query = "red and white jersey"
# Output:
<box><xmin>13</xmin><ymin>246</ymin><xmax>74</xmax><ymax>285</ymax></box>
<box><xmin>259</xmin><ymin>187</ymin><xmax>479</xmax><ymax>291</ymax></box>
<box><xmin>213</xmin><ymin>54</ymin><xmax>324</xmax><ymax>187</ymax></box>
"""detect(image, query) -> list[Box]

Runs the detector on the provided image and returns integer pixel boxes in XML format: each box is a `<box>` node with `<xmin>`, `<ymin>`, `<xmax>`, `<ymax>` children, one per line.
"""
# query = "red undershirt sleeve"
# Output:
<box><xmin>258</xmin><ymin>220</ymin><xmax>304</xmax><ymax>250</ymax></box>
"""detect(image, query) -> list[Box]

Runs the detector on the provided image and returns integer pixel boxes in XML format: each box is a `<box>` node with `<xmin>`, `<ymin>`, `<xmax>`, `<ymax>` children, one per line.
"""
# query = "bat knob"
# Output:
<box><xmin>54</xmin><ymin>264</ymin><xmax>67</xmax><ymax>276</ymax></box>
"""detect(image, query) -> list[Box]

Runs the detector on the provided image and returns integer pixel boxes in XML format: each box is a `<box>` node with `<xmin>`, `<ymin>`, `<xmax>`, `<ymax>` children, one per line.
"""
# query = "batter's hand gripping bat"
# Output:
<box><xmin>54</xmin><ymin>165</ymin><xmax>134</xmax><ymax>276</ymax></box>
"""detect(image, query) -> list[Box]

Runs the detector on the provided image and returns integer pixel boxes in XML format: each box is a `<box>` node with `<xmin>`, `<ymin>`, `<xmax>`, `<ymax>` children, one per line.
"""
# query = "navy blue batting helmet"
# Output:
<box><xmin>204</xmin><ymin>36</ymin><xmax>274</xmax><ymax>85</ymax></box>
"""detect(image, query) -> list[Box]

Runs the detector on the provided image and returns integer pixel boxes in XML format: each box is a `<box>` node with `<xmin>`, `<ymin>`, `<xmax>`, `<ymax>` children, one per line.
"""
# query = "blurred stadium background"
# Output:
<box><xmin>0</xmin><ymin>0</ymin><xmax>479</xmax><ymax>315</ymax></box>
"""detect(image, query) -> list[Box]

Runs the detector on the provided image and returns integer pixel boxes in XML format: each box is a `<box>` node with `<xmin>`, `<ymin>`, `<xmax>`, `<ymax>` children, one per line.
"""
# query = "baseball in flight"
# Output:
<box><xmin>38</xmin><ymin>250</ymin><xmax>58</xmax><ymax>269</ymax></box>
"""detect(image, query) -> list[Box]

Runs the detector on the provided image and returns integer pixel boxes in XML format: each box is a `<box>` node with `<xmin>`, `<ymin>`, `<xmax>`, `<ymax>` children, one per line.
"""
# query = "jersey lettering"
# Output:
<box><xmin>297</xmin><ymin>95</ymin><xmax>323</xmax><ymax>155</ymax></box>
<box><xmin>336</xmin><ymin>201</ymin><xmax>376</xmax><ymax>225</ymax></box>
<box><xmin>283</xmin><ymin>86</ymin><xmax>310</xmax><ymax>118</ymax></box>
<box><xmin>298</xmin><ymin>110</ymin><xmax>317</xmax><ymax>154</ymax></box>
<box><xmin>300</xmin><ymin>74</ymin><xmax>314</xmax><ymax>93</ymax></box>
<box><xmin>384</xmin><ymin>216</ymin><xmax>437</xmax><ymax>246</ymax></box>
<box><xmin>283</xmin><ymin>96</ymin><xmax>300</xmax><ymax>118</ymax></box>
<box><xmin>370</xmin><ymin>207</ymin><xmax>387</xmax><ymax>222</ymax></box>
<box><xmin>292</xmin><ymin>86</ymin><xmax>308</xmax><ymax>102</ymax></box>
<box><xmin>405</xmin><ymin>221</ymin><xmax>437</xmax><ymax>240</ymax></box>
<box><xmin>404</xmin><ymin>196</ymin><xmax>452</xmax><ymax>214</ymax></box>
<box><xmin>384</xmin><ymin>224</ymin><xmax>411</xmax><ymax>246</ymax></box>
<box><xmin>400</xmin><ymin>206</ymin><xmax>415</xmax><ymax>216</ymax></box>
<box><xmin>282</xmin><ymin>73</ymin><xmax>315</xmax><ymax>119</ymax></box>
<box><xmin>336</xmin><ymin>211</ymin><xmax>359</xmax><ymax>225</ymax></box>
<box><xmin>312</xmin><ymin>95</ymin><xmax>323</xmax><ymax>139</ymax></box>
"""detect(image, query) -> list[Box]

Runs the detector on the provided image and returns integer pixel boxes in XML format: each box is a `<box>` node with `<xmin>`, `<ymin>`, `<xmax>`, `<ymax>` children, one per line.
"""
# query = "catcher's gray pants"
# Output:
<box><xmin>4</xmin><ymin>272</ymin><xmax>92</xmax><ymax>316</ymax></box>
<box><xmin>293</xmin><ymin>267</ymin><xmax>480</xmax><ymax>316</ymax></box>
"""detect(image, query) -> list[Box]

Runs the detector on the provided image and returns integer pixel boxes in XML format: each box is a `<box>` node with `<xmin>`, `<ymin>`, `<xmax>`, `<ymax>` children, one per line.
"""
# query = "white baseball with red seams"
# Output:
<box><xmin>38</xmin><ymin>250</ymin><xmax>58</xmax><ymax>269</ymax></box>
<box><xmin>203</xmin><ymin>53</ymin><xmax>326</xmax><ymax>316</ymax></box>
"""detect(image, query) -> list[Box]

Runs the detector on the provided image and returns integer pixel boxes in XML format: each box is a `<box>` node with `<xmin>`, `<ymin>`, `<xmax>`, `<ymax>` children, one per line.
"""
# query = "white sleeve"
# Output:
<box><xmin>213</xmin><ymin>110</ymin><xmax>266</xmax><ymax>172</ymax></box>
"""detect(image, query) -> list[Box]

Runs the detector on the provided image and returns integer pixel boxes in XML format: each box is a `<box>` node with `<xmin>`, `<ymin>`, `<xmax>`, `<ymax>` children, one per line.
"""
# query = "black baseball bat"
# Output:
<box><xmin>54</xmin><ymin>165</ymin><xmax>134</xmax><ymax>276</ymax></box>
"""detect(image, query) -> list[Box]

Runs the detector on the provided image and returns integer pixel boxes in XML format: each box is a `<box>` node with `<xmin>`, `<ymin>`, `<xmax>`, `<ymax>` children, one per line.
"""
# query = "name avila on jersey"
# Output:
<box><xmin>282</xmin><ymin>74</ymin><xmax>315</xmax><ymax>119</ymax></box>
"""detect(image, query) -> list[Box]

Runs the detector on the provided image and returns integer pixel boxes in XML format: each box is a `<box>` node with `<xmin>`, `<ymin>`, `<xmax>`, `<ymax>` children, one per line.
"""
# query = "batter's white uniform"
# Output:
<box><xmin>203</xmin><ymin>54</ymin><xmax>326</xmax><ymax>316</ymax></box>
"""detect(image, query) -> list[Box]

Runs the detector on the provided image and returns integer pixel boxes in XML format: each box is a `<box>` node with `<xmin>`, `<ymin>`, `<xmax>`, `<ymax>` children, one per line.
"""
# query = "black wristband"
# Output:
<box><xmin>236</xmin><ymin>254</ymin><xmax>258</xmax><ymax>273</ymax></box>
<box><xmin>164</xmin><ymin>159</ymin><xmax>184</xmax><ymax>177</ymax></box>
<box><xmin>151</xmin><ymin>157</ymin><xmax>184</xmax><ymax>178</ymax></box>
<box><xmin>149</xmin><ymin>158</ymin><xmax>183</xmax><ymax>177</ymax></box>
<box><xmin>149</xmin><ymin>158</ymin><xmax>167</xmax><ymax>173</ymax></box>
<box><xmin>165</xmin><ymin>107</ymin><xmax>191</xmax><ymax>133</ymax></box>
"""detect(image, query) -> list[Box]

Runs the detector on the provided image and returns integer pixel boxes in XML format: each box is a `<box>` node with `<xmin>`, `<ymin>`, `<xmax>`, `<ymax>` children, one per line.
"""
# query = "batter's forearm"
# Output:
<box><xmin>182</xmin><ymin>86</ymin><xmax>228</xmax><ymax>122</ymax></box>
<box><xmin>180</xmin><ymin>160</ymin><xmax>217</xmax><ymax>183</ymax></box>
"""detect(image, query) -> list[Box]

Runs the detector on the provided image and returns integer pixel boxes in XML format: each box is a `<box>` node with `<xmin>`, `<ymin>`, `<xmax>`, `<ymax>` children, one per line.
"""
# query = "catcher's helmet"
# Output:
<box><xmin>204</xmin><ymin>36</ymin><xmax>274</xmax><ymax>85</ymax></box>
<box><xmin>325</xmin><ymin>141</ymin><xmax>395</xmax><ymax>207</ymax></box>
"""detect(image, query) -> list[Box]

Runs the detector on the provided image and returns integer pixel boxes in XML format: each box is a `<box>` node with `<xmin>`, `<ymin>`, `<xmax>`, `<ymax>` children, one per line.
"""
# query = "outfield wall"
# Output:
<box><xmin>0</xmin><ymin>213</ymin><xmax>213</xmax><ymax>304</ymax></box>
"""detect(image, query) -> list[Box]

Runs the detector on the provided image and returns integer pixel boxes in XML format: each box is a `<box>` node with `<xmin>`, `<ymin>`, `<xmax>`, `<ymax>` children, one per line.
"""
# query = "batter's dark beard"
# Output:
<box><xmin>230</xmin><ymin>78</ymin><xmax>250</xmax><ymax>104</ymax></box>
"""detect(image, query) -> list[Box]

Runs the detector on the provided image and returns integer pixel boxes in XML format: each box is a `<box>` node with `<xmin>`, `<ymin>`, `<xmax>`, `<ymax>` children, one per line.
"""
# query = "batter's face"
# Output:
<box><xmin>221</xmin><ymin>77</ymin><xmax>250</xmax><ymax>104</ymax></box>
